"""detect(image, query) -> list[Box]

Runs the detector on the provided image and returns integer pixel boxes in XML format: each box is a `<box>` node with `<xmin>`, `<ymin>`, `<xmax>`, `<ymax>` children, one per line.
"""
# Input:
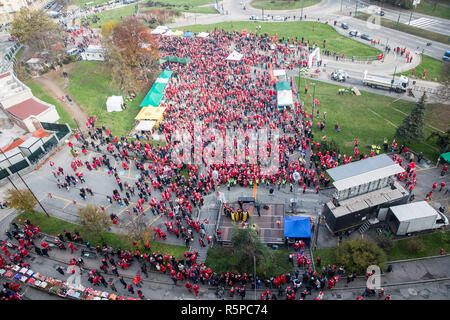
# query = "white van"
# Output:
<box><xmin>66</xmin><ymin>47</ymin><xmax>80</xmax><ymax>56</ymax></box>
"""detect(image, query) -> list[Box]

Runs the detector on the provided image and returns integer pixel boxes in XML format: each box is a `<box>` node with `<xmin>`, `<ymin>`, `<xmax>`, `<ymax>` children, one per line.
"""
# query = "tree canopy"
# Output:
<box><xmin>231</xmin><ymin>225</ymin><xmax>270</xmax><ymax>272</ymax></box>
<box><xmin>77</xmin><ymin>205</ymin><xmax>112</xmax><ymax>240</ymax></box>
<box><xmin>9</xmin><ymin>8</ymin><xmax>63</xmax><ymax>51</ymax></box>
<box><xmin>395</xmin><ymin>93</ymin><xmax>426</xmax><ymax>143</ymax></box>
<box><xmin>336</xmin><ymin>238</ymin><xmax>387</xmax><ymax>275</ymax></box>
<box><xmin>5</xmin><ymin>189</ymin><xmax>37</xmax><ymax>214</ymax></box>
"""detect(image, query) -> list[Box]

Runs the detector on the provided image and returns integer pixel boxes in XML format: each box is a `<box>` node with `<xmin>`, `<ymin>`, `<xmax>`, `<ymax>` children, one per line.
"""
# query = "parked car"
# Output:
<box><xmin>273</xmin><ymin>16</ymin><xmax>283</xmax><ymax>21</ymax></box>
<box><xmin>361</xmin><ymin>34</ymin><xmax>373</xmax><ymax>41</ymax></box>
<box><xmin>341</xmin><ymin>23</ymin><xmax>349</xmax><ymax>29</ymax></box>
<box><xmin>443</xmin><ymin>50</ymin><xmax>450</xmax><ymax>61</ymax></box>
<box><xmin>249</xmin><ymin>15</ymin><xmax>257</xmax><ymax>20</ymax></box>
<box><xmin>377</xmin><ymin>10</ymin><xmax>385</xmax><ymax>16</ymax></box>
<box><xmin>349</xmin><ymin>30</ymin><xmax>360</xmax><ymax>37</ymax></box>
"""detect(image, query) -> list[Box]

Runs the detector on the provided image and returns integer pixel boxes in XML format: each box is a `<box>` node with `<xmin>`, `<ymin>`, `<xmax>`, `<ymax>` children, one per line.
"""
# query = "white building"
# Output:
<box><xmin>0</xmin><ymin>72</ymin><xmax>59</xmax><ymax>132</ymax></box>
<box><xmin>0</xmin><ymin>0</ymin><xmax>48</xmax><ymax>25</ymax></box>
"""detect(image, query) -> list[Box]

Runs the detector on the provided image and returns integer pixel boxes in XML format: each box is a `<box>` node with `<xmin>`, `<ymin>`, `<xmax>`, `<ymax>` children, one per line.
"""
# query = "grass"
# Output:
<box><xmin>312</xmin><ymin>247</ymin><xmax>336</xmax><ymax>268</ymax></box>
<box><xmin>83</xmin><ymin>3</ymin><xmax>138</xmax><ymax>28</ymax></box>
<box><xmin>387</xmin><ymin>230</ymin><xmax>450</xmax><ymax>261</ymax></box>
<box><xmin>399</xmin><ymin>55</ymin><xmax>446</xmax><ymax>82</ymax></box>
<box><xmin>185</xmin><ymin>21</ymin><xmax>381</xmax><ymax>57</ymax></box>
<box><xmin>415</xmin><ymin>0</ymin><xmax>450</xmax><ymax>20</ymax></box>
<box><xmin>14</xmin><ymin>210</ymin><xmax>186</xmax><ymax>258</ymax></box>
<box><xmin>355</xmin><ymin>12</ymin><xmax>450</xmax><ymax>45</ymax></box>
<box><xmin>313</xmin><ymin>230</ymin><xmax>450</xmax><ymax>267</ymax></box>
<box><xmin>251</xmin><ymin>0</ymin><xmax>321</xmax><ymax>10</ymax></box>
<box><xmin>206</xmin><ymin>246</ymin><xmax>293</xmax><ymax>276</ymax></box>
<box><xmin>25</xmin><ymin>79</ymin><xmax>77</xmax><ymax>130</ymax></box>
<box><xmin>370</xmin><ymin>0</ymin><xmax>450</xmax><ymax>20</ymax></box>
<box><xmin>313</xmin><ymin>231</ymin><xmax>450</xmax><ymax>267</ymax></box>
<box><xmin>294</xmin><ymin>77</ymin><xmax>442</xmax><ymax>160</ymax></box>
<box><xmin>73</xmin><ymin>0</ymin><xmax>109</xmax><ymax>8</ymax></box>
<box><xmin>66</xmin><ymin>61</ymin><xmax>145</xmax><ymax>137</ymax></box>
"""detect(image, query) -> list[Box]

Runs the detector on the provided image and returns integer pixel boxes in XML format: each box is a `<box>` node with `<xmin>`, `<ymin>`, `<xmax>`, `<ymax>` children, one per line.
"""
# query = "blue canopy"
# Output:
<box><xmin>284</xmin><ymin>217</ymin><xmax>312</xmax><ymax>239</ymax></box>
<box><xmin>183</xmin><ymin>32</ymin><xmax>194</xmax><ymax>38</ymax></box>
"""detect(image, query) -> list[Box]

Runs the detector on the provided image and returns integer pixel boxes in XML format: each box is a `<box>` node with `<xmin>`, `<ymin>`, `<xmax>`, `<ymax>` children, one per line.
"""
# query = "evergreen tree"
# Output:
<box><xmin>395</xmin><ymin>93</ymin><xmax>426</xmax><ymax>143</ymax></box>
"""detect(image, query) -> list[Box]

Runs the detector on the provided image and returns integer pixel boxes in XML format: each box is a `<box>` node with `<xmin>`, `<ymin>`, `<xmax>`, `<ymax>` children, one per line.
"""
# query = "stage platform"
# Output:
<box><xmin>217</xmin><ymin>202</ymin><xmax>286</xmax><ymax>245</ymax></box>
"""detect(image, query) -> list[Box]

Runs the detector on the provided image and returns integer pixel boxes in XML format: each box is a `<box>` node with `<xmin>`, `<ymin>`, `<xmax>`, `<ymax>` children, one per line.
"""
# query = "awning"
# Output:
<box><xmin>273</xmin><ymin>69</ymin><xmax>286</xmax><ymax>77</ymax></box>
<box><xmin>140</xmin><ymin>70</ymin><xmax>173</xmax><ymax>107</ymax></box>
<box><xmin>173</xmin><ymin>30</ymin><xmax>184</xmax><ymax>37</ymax></box>
<box><xmin>183</xmin><ymin>32</ymin><xmax>194</xmax><ymax>38</ymax></box>
<box><xmin>276</xmin><ymin>81</ymin><xmax>293</xmax><ymax>106</ymax></box>
<box><xmin>284</xmin><ymin>217</ymin><xmax>312</xmax><ymax>239</ymax></box>
<box><xmin>226</xmin><ymin>50</ymin><xmax>243</xmax><ymax>61</ymax></box>
<box><xmin>440</xmin><ymin>152</ymin><xmax>450</xmax><ymax>163</ymax></box>
<box><xmin>151</xmin><ymin>26</ymin><xmax>169</xmax><ymax>34</ymax></box>
<box><xmin>135</xmin><ymin>120</ymin><xmax>156</xmax><ymax>132</ymax></box>
<box><xmin>197</xmin><ymin>32</ymin><xmax>209</xmax><ymax>38</ymax></box>
<box><xmin>159</xmin><ymin>56</ymin><xmax>191</xmax><ymax>64</ymax></box>
<box><xmin>135</xmin><ymin>107</ymin><xmax>167</xmax><ymax>121</ymax></box>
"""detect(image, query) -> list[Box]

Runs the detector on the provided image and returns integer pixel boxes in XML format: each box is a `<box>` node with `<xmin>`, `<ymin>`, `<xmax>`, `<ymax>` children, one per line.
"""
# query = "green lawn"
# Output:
<box><xmin>399</xmin><ymin>55</ymin><xmax>446</xmax><ymax>82</ymax></box>
<box><xmin>415</xmin><ymin>0</ymin><xmax>450</xmax><ymax>20</ymax></box>
<box><xmin>251</xmin><ymin>0</ymin><xmax>321</xmax><ymax>10</ymax></box>
<box><xmin>73</xmin><ymin>0</ymin><xmax>108</xmax><ymax>8</ymax></box>
<box><xmin>14</xmin><ymin>211</ymin><xmax>186</xmax><ymax>258</ymax></box>
<box><xmin>82</xmin><ymin>3</ymin><xmax>138</xmax><ymax>28</ymax></box>
<box><xmin>185</xmin><ymin>21</ymin><xmax>381</xmax><ymax>57</ymax></box>
<box><xmin>371</xmin><ymin>0</ymin><xmax>450</xmax><ymax>20</ymax></box>
<box><xmin>25</xmin><ymin>80</ymin><xmax>77</xmax><ymax>130</ymax></box>
<box><xmin>355</xmin><ymin>12</ymin><xmax>450</xmax><ymax>45</ymax></box>
<box><xmin>314</xmin><ymin>230</ymin><xmax>450</xmax><ymax>267</ymax></box>
<box><xmin>206</xmin><ymin>247</ymin><xmax>293</xmax><ymax>276</ymax></box>
<box><xmin>295</xmin><ymin>77</ymin><xmax>441</xmax><ymax>160</ymax></box>
<box><xmin>387</xmin><ymin>231</ymin><xmax>450</xmax><ymax>261</ymax></box>
<box><xmin>66</xmin><ymin>61</ymin><xmax>145</xmax><ymax>137</ymax></box>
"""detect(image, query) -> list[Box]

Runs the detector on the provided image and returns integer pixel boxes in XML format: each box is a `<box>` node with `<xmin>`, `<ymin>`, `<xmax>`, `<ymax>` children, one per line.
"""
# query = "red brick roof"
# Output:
<box><xmin>6</xmin><ymin>98</ymin><xmax>49</xmax><ymax>120</ymax></box>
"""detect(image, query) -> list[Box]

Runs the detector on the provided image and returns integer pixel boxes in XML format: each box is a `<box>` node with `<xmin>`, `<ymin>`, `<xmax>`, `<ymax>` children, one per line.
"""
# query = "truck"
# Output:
<box><xmin>363</xmin><ymin>70</ymin><xmax>409</xmax><ymax>93</ymax></box>
<box><xmin>386</xmin><ymin>201</ymin><xmax>449</xmax><ymax>236</ymax></box>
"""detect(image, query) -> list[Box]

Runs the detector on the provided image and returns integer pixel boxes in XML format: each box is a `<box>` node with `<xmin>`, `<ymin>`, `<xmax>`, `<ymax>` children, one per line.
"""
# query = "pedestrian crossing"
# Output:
<box><xmin>408</xmin><ymin>17</ymin><xmax>439</xmax><ymax>28</ymax></box>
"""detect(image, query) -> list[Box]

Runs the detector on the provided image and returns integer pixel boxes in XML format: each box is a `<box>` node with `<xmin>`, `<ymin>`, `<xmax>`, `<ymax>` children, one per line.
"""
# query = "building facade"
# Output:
<box><xmin>0</xmin><ymin>0</ymin><xmax>48</xmax><ymax>25</ymax></box>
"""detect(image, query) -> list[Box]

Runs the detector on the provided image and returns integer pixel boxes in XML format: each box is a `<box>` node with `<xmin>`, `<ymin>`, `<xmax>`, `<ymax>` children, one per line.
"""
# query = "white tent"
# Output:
<box><xmin>197</xmin><ymin>32</ymin><xmax>209</xmax><ymax>38</ymax></box>
<box><xmin>135</xmin><ymin>120</ymin><xmax>156</xmax><ymax>132</ymax></box>
<box><xmin>273</xmin><ymin>69</ymin><xmax>286</xmax><ymax>77</ymax></box>
<box><xmin>106</xmin><ymin>96</ymin><xmax>123</xmax><ymax>112</ymax></box>
<box><xmin>151</xmin><ymin>26</ymin><xmax>169</xmax><ymax>34</ymax></box>
<box><xmin>163</xmin><ymin>30</ymin><xmax>174</xmax><ymax>36</ymax></box>
<box><xmin>226</xmin><ymin>50</ymin><xmax>243</xmax><ymax>61</ymax></box>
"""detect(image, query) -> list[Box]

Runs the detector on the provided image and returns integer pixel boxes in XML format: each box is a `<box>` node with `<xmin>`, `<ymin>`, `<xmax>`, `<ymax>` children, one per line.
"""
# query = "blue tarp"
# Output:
<box><xmin>284</xmin><ymin>217</ymin><xmax>312</xmax><ymax>239</ymax></box>
<box><xmin>183</xmin><ymin>32</ymin><xmax>194</xmax><ymax>38</ymax></box>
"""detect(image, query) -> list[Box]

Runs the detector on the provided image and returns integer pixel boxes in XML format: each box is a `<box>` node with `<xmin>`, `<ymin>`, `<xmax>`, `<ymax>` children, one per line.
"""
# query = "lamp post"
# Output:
<box><xmin>311</xmin><ymin>83</ymin><xmax>316</xmax><ymax>116</ymax></box>
<box><xmin>301</xmin><ymin>0</ymin><xmax>304</xmax><ymax>20</ymax></box>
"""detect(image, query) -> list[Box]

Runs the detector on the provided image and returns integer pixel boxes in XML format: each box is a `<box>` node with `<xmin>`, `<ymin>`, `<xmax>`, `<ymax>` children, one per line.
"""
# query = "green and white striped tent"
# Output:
<box><xmin>139</xmin><ymin>70</ymin><xmax>173</xmax><ymax>108</ymax></box>
<box><xmin>276</xmin><ymin>81</ymin><xmax>293</xmax><ymax>106</ymax></box>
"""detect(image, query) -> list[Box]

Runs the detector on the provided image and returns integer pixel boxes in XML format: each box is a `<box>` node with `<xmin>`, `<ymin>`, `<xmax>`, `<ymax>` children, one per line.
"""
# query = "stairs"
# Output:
<box><xmin>358</xmin><ymin>219</ymin><xmax>372</xmax><ymax>235</ymax></box>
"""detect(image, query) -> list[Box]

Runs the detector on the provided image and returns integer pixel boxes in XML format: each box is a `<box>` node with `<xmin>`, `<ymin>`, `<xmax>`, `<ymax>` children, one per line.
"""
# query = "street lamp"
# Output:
<box><xmin>311</xmin><ymin>83</ymin><xmax>316</xmax><ymax>115</ymax></box>
<box><xmin>300</xmin><ymin>0</ymin><xmax>304</xmax><ymax>20</ymax></box>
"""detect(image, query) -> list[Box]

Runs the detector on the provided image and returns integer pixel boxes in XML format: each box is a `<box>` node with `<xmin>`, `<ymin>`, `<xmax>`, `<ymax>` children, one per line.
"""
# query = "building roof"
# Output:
<box><xmin>327</xmin><ymin>180</ymin><xmax>407</xmax><ymax>217</ymax></box>
<box><xmin>0</xmin><ymin>138</ymin><xmax>26</xmax><ymax>152</ymax></box>
<box><xmin>327</xmin><ymin>154</ymin><xmax>404</xmax><ymax>191</ymax></box>
<box><xmin>390</xmin><ymin>201</ymin><xmax>438</xmax><ymax>222</ymax></box>
<box><xmin>32</xmin><ymin>128</ymin><xmax>50</xmax><ymax>138</ymax></box>
<box><xmin>19</xmin><ymin>136</ymin><xmax>41</xmax><ymax>149</ymax></box>
<box><xmin>6</xmin><ymin>98</ymin><xmax>50</xmax><ymax>120</ymax></box>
